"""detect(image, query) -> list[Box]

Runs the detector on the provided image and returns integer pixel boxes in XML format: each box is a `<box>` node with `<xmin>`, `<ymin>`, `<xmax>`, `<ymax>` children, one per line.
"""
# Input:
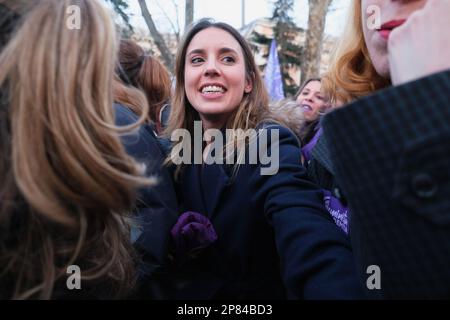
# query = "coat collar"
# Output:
<box><xmin>311</xmin><ymin>134</ymin><xmax>335</xmax><ymax>175</ymax></box>
<box><xmin>182</xmin><ymin>162</ymin><xmax>231</xmax><ymax>219</ymax></box>
<box><xmin>199</xmin><ymin>163</ymin><xmax>231</xmax><ymax>218</ymax></box>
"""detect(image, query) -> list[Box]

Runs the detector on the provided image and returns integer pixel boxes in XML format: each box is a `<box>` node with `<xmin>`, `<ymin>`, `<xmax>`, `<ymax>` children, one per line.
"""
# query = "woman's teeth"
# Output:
<box><xmin>302</xmin><ymin>105</ymin><xmax>312</xmax><ymax>111</ymax></box>
<box><xmin>202</xmin><ymin>85</ymin><xmax>225</xmax><ymax>93</ymax></box>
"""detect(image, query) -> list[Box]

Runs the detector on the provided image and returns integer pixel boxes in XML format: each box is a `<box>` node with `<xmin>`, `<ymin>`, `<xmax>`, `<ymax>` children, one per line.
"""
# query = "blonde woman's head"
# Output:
<box><xmin>0</xmin><ymin>0</ymin><xmax>151</xmax><ymax>299</ymax></box>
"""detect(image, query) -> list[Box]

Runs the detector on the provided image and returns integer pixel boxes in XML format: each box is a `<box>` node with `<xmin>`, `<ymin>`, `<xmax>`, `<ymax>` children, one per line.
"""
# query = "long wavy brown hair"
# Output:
<box><xmin>0</xmin><ymin>0</ymin><xmax>152</xmax><ymax>299</ymax></box>
<box><xmin>165</xmin><ymin>19</ymin><xmax>292</xmax><ymax>175</ymax></box>
<box><xmin>118</xmin><ymin>40</ymin><xmax>172</xmax><ymax>129</ymax></box>
<box><xmin>322</xmin><ymin>0</ymin><xmax>390</xmax><ymax>106</ymax></box>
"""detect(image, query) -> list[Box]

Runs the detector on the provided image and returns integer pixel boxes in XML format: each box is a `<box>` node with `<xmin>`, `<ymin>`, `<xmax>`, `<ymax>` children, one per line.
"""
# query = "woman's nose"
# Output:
<box><xmin>305</xmin><ymin>95</ymin><xmax>314</xmax><ymax>102</ymax></box>
<box><xmin>204</xmin><ymin>68</ymin><xmax>219</xmax><ymax>77</ymax></box>
<box><xmin>204</xmin><ymin>60</ymin><xmax>220</xmax><ymax>77</ymax></box>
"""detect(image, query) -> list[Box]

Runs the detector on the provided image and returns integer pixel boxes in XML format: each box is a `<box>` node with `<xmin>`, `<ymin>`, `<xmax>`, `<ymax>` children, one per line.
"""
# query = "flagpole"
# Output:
<box><xmin>241</xmin><ymin>0</ymin><xmax>245</xmax><ymax>28</ymax></box>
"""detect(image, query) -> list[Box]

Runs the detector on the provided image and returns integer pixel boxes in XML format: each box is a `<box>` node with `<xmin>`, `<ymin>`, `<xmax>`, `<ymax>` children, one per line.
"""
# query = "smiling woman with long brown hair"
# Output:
<box><xmin>0</xmin><ymin>0</ymin><xmax>152</xmax><ymax>299</ymax></box>
<box><xmin>164</xmin><ymin>19</ymin><xmax>363</xmax><ymax>299</ymax></box>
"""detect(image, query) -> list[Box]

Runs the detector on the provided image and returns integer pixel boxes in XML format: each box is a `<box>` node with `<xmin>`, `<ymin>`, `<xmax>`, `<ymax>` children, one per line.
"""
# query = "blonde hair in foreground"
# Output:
<box><xmin>322</xmin><ymin>0</ymin><xmax>390</xmax><ymax>106</ymax></box>
<box><xmin>0</xmin><ymin>0</ymin><xmax>152</xmax><ymax>299</ymax></box>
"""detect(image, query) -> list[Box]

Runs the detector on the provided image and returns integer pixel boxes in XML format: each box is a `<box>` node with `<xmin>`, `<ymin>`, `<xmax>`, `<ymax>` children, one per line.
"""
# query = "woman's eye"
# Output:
<box><xmin>222</xmin><ymin>56</ymin><xmax>235</xmax><ymax>63</ymax></box>
<box><xmin>191</xmin><ymin>57</ymin><xmax>204</xmax><ymax>64</ymax></box>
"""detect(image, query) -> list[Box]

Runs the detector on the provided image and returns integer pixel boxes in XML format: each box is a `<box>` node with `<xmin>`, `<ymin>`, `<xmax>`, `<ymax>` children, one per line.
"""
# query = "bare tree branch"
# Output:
<box><xmin>137</xmin><ymin>0</ymin><xmax>174</xmax><ymax>72</ymax></box>
<box><xmin>172</xmin><ymin>0</ymin><xmax>181</xmax><ymax>42</ymax></box>
<box><xmin>185</xmin><ymin>0</ymin><xmax>194</xmax><ymax>29</ymax></box>
<box><xmin>301</xmin><ymin>0</ymin><xmax>332</xmax><ymax>84</ymax></box>
<box><xmin>104</xmin><ymin>0</ymin><xmax>133</xmax><ymax>30</ymax></box>
<box><xmin>155</xmin><ymin>0</ymin><xmax>180</xmax><ymax>43</ymax></box>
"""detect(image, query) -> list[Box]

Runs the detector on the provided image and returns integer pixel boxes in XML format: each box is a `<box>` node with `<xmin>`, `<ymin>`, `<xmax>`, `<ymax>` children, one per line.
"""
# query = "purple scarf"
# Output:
<box><xmin>301</xmin><ymin>126</ymin><xmax>322</xmax><ymax>163</ymax></box>
<box><xmin>323</xmin><ymin>190</ymin><xmax>348</xmax><ymax>234</ymax></box>
<box><xmin>301</xmin><ymin>126</ymin><xmax>349</xmax><ymax>233</ymax></box>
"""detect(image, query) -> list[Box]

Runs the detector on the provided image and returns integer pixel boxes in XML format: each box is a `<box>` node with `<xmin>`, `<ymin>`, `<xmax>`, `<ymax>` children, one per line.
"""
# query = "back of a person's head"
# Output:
<box><xmin>113</xmin><ymin>73</ymin><xmax>150</xmax><ymax>122</ymax></box>
<box><xmin>0</xmin><ymin>0</ymin><xmax>151</xmax><ymax>299</ymax></box>
<box><xmin>118</xmin><ymin>40</ymin><xmax>171</xmax><ymax>124</ymax></box>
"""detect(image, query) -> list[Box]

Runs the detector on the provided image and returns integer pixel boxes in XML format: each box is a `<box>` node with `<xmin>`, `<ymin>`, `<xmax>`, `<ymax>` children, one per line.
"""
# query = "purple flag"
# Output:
<box><xmin>264</xmin><ymin>39</ymin><xmax>285</xmax><ymax>101</ymax></box>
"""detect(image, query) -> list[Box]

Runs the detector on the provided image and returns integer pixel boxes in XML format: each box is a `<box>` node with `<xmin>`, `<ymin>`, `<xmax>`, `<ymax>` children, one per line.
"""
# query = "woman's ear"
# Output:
<box><xmin>244</xmin><ymin>75</ymin><xmax>253</xmax><ymax>93</ymax></box>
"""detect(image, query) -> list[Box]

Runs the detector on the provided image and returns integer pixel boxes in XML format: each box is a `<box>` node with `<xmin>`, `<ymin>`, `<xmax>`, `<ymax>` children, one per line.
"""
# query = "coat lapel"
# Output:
<box><xmin>200</xmin><ymin>163</ymin><xmax>230</xmax><ymax>218</ymax></box>
<box><xmin>311</xmin><ymin>134</ymin><xmax>335</xmax><ymax>175</ymax></box>
<box><xmin>182</xmin><ymin>164</ymin><xmax>208</xmax><ymax>215</ymax></box>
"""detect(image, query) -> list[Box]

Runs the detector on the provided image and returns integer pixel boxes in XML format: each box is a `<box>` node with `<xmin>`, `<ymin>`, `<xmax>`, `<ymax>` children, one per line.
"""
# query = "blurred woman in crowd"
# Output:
<box><xmin>294</xmin><ymin>78</ymin><xmax>330</xmax><ymax>163</ymax></box>
<box><xmin>271</xmin><ymin>78</ymin><xmax>347</xmax><ymax>233</ymax></box>
<box><xmin>295</xmin><ymin>78</ymin><xmax>327</xmax><ymax>122</ymax></box>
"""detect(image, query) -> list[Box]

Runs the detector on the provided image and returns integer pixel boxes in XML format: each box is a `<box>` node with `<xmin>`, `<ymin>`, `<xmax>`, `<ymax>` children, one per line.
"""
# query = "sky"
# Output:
<box><xmin>126</xmin><ymin>0</ymin><xmax>351</xmax><ymax>37</ymax></box>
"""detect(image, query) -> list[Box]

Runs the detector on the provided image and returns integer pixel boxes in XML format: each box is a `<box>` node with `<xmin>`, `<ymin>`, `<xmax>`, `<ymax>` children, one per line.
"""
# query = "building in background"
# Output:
<box><xmin>241</xmin><ymin>18</ymin><xmax>337</xmax><ymax>92</ymax></box>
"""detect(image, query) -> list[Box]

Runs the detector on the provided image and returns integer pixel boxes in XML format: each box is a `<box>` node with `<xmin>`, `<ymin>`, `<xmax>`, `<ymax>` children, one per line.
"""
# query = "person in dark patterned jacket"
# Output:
<box><xmin>312</xmin><ymin>0</ymin><xmax>450</xmax><ymax>299</ymax></box>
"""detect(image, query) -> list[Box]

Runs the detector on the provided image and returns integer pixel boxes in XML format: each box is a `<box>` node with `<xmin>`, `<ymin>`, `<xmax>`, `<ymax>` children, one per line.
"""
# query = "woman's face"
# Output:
<box><xmin>362</xmin><ymin>0</ymin><xmax>427</xmax><ymax>78</ymax></box>
<box><xmin>296</xmin><ymin>80</ymin><xmax>327</xmax><ymax>122</ymax></box>
<box><xmin>184</xmin><ymin>27</ymin><xmax>252</xmax><ymax>129</ymax></box>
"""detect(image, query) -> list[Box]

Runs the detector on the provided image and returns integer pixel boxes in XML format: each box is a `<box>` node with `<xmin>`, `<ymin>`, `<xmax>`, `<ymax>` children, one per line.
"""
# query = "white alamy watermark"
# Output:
<box><xmin>66</xmin><ymin>265</ymin><xmax>81</xmax><ymax>290</ymax></box>
<box><xmin>366</xmin><ymin>265</ymin><xmax>381</xmax><ymax>290</ymax></box>
<box><xmin>66</xmin><ymin>5</ymin><xmax>81</xmax><ymax>30</ymax></box>
<box><xmin>366</xmin><ymin>5</ymin><xmax>381</xmax><ymax>30</ymax></box>
<box><xmin>170</xmin><ymin>121</ymin><xmax>280</xmax><ymax>175</ymax></box>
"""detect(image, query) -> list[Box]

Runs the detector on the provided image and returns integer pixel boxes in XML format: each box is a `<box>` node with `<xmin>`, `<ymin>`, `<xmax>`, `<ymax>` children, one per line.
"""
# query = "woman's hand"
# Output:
<box><xmin>388</xmin><ymin>0</ymin><xmax>450</xmax><ymax>86</ymax></box>
<box><xmin>171</xmin><ymin>211</ymin><xmax>218</xmax><ymax>264</ymax></box>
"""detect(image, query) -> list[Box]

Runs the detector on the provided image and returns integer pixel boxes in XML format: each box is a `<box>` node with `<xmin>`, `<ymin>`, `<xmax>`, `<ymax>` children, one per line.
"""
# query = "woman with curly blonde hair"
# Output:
<box><xmin>0</xmin><ymin>0</ymin><xmax>153</xmax><ymax>299</ymax></box>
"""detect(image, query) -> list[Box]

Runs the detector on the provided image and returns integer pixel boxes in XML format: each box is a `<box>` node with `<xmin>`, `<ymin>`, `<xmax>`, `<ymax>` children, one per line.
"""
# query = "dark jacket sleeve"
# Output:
<box><xmin>249</xmin><ymin>124</ymin><xmax>364</xmax><ymax>299</ymax></box>
<box><xmin>114</xmin><ymin>104</ymin><xmax>178</xmax><ymax>275</ymax></box>
<box><xmin>321</xmin><ymin>71</ymin><xmax>450</xmax><ymax>298</ymax></box>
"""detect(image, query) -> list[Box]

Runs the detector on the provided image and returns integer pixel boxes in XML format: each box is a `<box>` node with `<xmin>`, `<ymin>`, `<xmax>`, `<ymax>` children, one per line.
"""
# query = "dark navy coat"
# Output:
<box><xmin>177</xmin><ymin>124</ymin><xmax>363</xmax><ymax>299</ymax></box>
<box><xmin>114</xmin><ymin>103</ymin><xmax>178</xmax><ymax>297</ymax></box>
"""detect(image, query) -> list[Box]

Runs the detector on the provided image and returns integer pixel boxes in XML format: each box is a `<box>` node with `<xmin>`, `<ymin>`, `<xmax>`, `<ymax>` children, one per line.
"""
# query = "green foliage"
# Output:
<box><xmin>249</xmin><ymin>31</ymin><xmax>271</xmax><ymax>59</ymax></box>
<box><xmin>250</xmin><ymin>32</ymin><xmax>272</xmax><ymax>48</ymax></box>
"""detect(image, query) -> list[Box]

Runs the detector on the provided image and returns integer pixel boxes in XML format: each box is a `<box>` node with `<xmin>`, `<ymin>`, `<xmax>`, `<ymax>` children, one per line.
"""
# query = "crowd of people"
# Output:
<box><xmin>0</xmin><ymin>0</ymin><xmax>449</xmax><ymax>299</ymax></box>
